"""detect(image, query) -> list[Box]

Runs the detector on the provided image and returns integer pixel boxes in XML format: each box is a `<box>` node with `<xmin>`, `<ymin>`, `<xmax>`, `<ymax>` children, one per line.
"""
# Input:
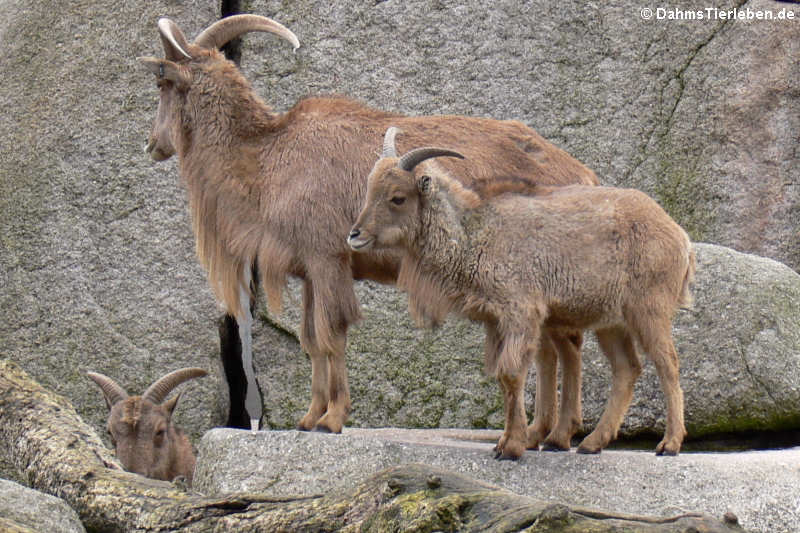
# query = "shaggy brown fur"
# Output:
<box><xmin>349</xmin><ymin>145</ymin><xmax>695</xmax><ymax>459</ymax></box>
<box><xmin>139</xmin><ymin>17</ymin><xmax>598</xmax><ymax>435</ymax></box>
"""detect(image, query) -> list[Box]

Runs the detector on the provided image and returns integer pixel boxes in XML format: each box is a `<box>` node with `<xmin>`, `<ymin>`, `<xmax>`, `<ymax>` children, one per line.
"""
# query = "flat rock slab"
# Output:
<box><xmin>195</xmin><ymin>427</ymin><xmax>800</xmax><ymax>533</ymax></box>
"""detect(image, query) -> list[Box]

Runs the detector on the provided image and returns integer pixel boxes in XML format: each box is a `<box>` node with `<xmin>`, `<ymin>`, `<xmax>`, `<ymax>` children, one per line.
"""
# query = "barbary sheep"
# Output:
<box><xmin>138</xmin><ymin>15</ymin><xmax>598</xmax><ymax>437</ymax></box>
<box><xmin>87</xmin><ymin>368</ymin><xmax>207</xmax><ymax>484</ymax></box>
<box><xmin>348</xmin><ymin>129</ymin><xmax>695</xmax><ymax>458</ymax></box>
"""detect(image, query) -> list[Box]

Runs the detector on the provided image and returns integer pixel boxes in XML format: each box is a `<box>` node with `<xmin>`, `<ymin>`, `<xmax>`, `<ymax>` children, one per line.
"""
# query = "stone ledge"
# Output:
<box><xmin>194</xmin><ymin>427</ymin><xmax>800</xmax><ymax>533</ymax></box>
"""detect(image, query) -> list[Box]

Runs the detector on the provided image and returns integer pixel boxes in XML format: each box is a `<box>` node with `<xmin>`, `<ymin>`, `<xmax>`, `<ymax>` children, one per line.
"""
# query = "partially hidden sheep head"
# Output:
<box><xmin>87</xmin><ymin>367</ymin><xmax>207</xmax><ymax>482</ymax></box>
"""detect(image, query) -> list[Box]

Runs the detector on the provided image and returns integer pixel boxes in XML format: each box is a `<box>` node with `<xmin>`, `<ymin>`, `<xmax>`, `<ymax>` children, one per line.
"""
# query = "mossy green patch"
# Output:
<box><xmin>391</xmin><ymin>490</ymin><xmax>467</xmax><ymax>533</ymax></box>
<box><xmin>652</xmin><ymin>154</ymin><xmax>714</xmax><ymax>243</ymax></box>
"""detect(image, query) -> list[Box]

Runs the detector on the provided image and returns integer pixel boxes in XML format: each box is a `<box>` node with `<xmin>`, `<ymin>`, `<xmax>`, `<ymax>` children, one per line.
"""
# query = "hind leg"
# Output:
<box><xmin>635</xmin><ymin>317</ymin><xmax>686</xmax><ymax>455</ymax></box>
<box><xmin>577</xmin><ymin>327</ymin><xmax>641</xmax><ymax>454</ymax></box>
<box><xmin>526</xmin><ymin>331</ymin><xmax>558</xmax><ymax>450</ymax></box>
<box><xmin>542</xmin><ymin>331</ymin><xmax>583</xmax><ymax>451</ymax></box>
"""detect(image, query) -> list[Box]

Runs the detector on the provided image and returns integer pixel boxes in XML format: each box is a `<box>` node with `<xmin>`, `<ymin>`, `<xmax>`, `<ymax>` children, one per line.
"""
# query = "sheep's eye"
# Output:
<box><xmin>390</xmin><ymin>196</ymin><xmax>406</xmax><ymax>206</ymax></box>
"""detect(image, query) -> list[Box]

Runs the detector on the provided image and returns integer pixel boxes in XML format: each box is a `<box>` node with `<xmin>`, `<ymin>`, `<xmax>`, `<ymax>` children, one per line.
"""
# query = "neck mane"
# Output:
<box><xmin>398</xmin><ymin>175</ymin><xmax>480</xmax><ymax>327</ymax></box>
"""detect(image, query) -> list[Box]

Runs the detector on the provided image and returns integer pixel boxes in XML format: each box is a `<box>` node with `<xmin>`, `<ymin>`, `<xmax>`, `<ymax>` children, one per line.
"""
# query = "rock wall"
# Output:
<box><xmin>0</xmin><ymin>0</ymin><xmax>798</xmax><ymax>480</ymax></box>
<box><xmin>244</xmin><ymin>0</ymin><xmax>800</xmax><ymax>268</ymax></box>
<box><xmin>0</xmin><ymin>1</ymin><xmax>223</xmax><ymax>452</ymax></box>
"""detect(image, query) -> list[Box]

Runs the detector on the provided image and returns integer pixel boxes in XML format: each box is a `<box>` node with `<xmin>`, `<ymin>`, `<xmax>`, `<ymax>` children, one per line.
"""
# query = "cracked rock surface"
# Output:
<box><xmin>0</xmin><ymin>0</ymin><xmax>798</xmax><ymax>481</ymax></box>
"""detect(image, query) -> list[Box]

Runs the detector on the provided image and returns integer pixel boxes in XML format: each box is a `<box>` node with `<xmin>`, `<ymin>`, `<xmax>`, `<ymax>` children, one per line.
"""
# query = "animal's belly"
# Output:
<box><xmin>544</xmin><ymin>301</ymin><xmax>623</xmax><ymax>331</ymax></box>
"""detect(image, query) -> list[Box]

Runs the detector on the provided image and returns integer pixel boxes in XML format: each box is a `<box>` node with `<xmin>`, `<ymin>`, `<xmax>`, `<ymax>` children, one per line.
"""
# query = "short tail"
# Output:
<box><xmin>678</xmin><ymin>244</ymin><xmax>696</xmax><ymax>309</ymax></box>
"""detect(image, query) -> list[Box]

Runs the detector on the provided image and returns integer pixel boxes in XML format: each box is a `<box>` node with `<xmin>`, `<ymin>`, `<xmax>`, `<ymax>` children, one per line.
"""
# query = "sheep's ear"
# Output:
<box><xmin>137</xmin><ymin>57</ymin><xmax>191</xmax><ymax>89</ymax></box>
<box><xmin>418</xmin><ymin>175</ymin><xmax>433</xmax><ymax>197</ymax></box>
<box><xmin>162</xmin><ymin>392</ymin><xmax>182</xmax><ymax>418</ymax></box>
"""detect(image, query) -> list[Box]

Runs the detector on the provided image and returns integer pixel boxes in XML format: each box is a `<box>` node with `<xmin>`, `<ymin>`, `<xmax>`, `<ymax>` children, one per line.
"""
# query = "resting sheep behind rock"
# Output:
<box><xmin>87</xmin><ymin>367</ymin><xmax>207</xmax><ymax>485</ymax></box>
<box><xmin>137</xmin><ymin>15</ymin><xmax>598</xmax><ymax>437</ymax></box>
<box><xmin>348</xmin><ymin>128</ymin><xmax>695</xmax><ymax>459</ymax></box>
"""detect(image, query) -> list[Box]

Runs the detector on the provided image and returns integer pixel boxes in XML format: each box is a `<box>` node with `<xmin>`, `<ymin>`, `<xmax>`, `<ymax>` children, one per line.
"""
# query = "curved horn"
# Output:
<box><xmin>158</xmin><ymin>18</ymin><xmax>192</xmax><ymax>61</ymax></box>
<box><xmin>193</xmin><ymin>14</ymin><xmax>300</xmax><ymax>51</ymax></box>
<box><xmin>398</xmin><ymin>147</ymin><xmax>466</xmax><ymax>172</ymax></box>
<box><xmin>142</xmin><ymin>367</ymin><xmax>208</xmax><ymax>404</ymax></box>
<box><xmin>87</xmin><ymin>372</ymin><xmax>129</xmax><ymax>407</ymax></box>
<box><xmin>382</xmin><ymin>127</ymin><xmax>402</xmax><ymax>158</ymax></box>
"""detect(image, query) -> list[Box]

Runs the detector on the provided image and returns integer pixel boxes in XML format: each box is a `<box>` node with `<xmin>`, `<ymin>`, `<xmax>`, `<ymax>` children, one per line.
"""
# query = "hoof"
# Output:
<box><xmin>655</xmin><ymin>438</ymin><xmax>681</xmax><ymax>456</ymax></box>
<box><xmin>296</xmin><ymin>414</ymin><xmax>320</xmax><ymax>432</ymax></box>
<box><xmin>576</xmin><ymin>445</ymin><xmax>601</xmax><ymax>455</ymax></box>
<box><xmin>494</xmin><ymin>440</ymin><xmax>524</xmax><ymax>461</ymax></box>
<box><xmin>541</xmin><ymin>442</ymin><xmax>570</xmax><ymax>452</ymax></box>
<box><xmin>494</xmin><ymin>449</ymin><xmax>522</xmax><ymax>461</ymax></box>
<box><xmin>655</xmin><ymin>447</ymin><xmax>679</xmax><ymax>456</ymax></box>
<box><xmin>312</xmin><ymin>423</ymin><xmax>334</xmax><ymax>433</ymax></box>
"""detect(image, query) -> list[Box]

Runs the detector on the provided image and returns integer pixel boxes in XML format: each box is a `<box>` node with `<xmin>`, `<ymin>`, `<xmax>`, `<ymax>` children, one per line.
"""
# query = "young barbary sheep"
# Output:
<box><xmin>87</xmin><ymin>368</ymin><xmax>207</xmax><ymax>484</ymax></box>
<box><xmin>138</xmin><ymin>15</ymin><xmax>598</xmax><ymax>436</ymax></box>
<box><xmin>348</xmin><ymin>130</ymin><xmax>696</xmax><ymax>459</ymax></box>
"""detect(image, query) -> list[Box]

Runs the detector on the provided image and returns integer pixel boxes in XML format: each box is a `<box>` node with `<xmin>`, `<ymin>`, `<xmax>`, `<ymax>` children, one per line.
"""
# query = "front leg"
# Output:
<box><xmin>313</xmin><ymin>335</ymin><xmax>351</xmax><ymax>434</ymax></box>
<box><xmin>496</xmin><ymin>370</ymin><xmax>529</xmax><ymax>460</ymax></box>
<box><xmin>297</xmin><ymin>278</ymin><xmax>329</xmax><ymax>431</ymax></box>
<box><xmin>494</xmin><ymin>327</ymin><xmax>538</xmax><ymax>461</ymax></box>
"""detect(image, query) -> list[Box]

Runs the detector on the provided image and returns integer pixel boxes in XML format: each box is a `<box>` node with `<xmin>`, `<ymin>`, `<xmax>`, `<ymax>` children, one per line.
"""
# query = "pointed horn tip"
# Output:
<box><xmin>381</xmin><ymin>126</ymin><xmax>403</xmax><ymax>158</ymax></box>
<box><xmin>193</xmin><ymin>14</ymin><xmax>300</xmax><ymax>52</ymax></box>
<box><xmin>86</xmin><ymin>371</ymin><xmax>109</xmax><ymax>382</ymax></box>
<box><xmin>385</xmin><ymin>126</ymin><xmax>403</xmax><ymax>137</ymax></box>
<box><xmin>157</xmin><ymin>17</ymin><xmax>192</xmax><ymax>60</ymax></box>
<box><xmin>86</xmin><ymin>371</ymin><xmax>129</xmax><ymax>405</ymax></box>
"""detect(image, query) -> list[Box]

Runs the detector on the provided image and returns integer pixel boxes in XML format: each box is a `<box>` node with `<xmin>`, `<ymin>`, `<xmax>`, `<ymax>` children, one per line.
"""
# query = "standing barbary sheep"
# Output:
<box><xmin>87</xmin><ymin>368</ymin><xmax>207</xmax><ymax>485</ymax></box>
<box><xmin>138</xmin><ymin>15</ymin><xmax>597</xmax><ymax>437</ymax></box>
<box><xmin>348</xmin><ymin>129</ymin><xmax>695</xmax><ymax>459</ymax></box>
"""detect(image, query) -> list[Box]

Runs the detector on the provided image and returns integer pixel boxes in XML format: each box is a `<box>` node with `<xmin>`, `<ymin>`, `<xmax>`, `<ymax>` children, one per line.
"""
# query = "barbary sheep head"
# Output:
<box><xmin>87</xmin><ymin>367</ymin><xmax>207</xmax><ymax>482</ymax></box>
<box><xmin>349</xmin><ymin>127</ymin><xmax>465</xmax><ymax>252</ymax></box>
<box><xmin>137</xmin><ymin>15</ymin><xmax>299</xmax><ymax>161</ymax></box>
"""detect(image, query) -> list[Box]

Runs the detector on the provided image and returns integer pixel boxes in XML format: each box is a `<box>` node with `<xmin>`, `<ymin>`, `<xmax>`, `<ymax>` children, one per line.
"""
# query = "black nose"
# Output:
<box><xmin>348</xmin><ymin>228</ymin><xmax>361</xmax><ymax>240</ymax></box>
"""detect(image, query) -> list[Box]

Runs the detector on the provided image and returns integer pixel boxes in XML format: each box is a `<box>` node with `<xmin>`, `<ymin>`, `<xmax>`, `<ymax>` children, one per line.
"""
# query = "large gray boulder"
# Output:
<box><xmin>246</xmin><ymin>0</ymin><xmax>800</xmax><ymax>270</ymax></box>
<box><xmin>0</xmin><ymin>479</ymin><xmax>85</xmax><ymax>533</ymax></box>
<box><xmin>0</xmin><ymin>0</ymin><xmax>797</xmax><ymax>484</ymax></box>
<box><xmin>257</xmin><ymin>242</ymin><xmax>800</xmax><ymax>440</ymax></box>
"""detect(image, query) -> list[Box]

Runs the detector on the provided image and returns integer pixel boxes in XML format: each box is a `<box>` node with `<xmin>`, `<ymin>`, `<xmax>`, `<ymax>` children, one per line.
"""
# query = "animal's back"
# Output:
<box><xmin>474</xmin><ymin>186</ymin><xmax>692</xmax><ymax>327</ymax></box>
<box><xmin>259</xmin><ymin>96</ymin><xmax>598</xmax><ymax>278</ymax></box>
